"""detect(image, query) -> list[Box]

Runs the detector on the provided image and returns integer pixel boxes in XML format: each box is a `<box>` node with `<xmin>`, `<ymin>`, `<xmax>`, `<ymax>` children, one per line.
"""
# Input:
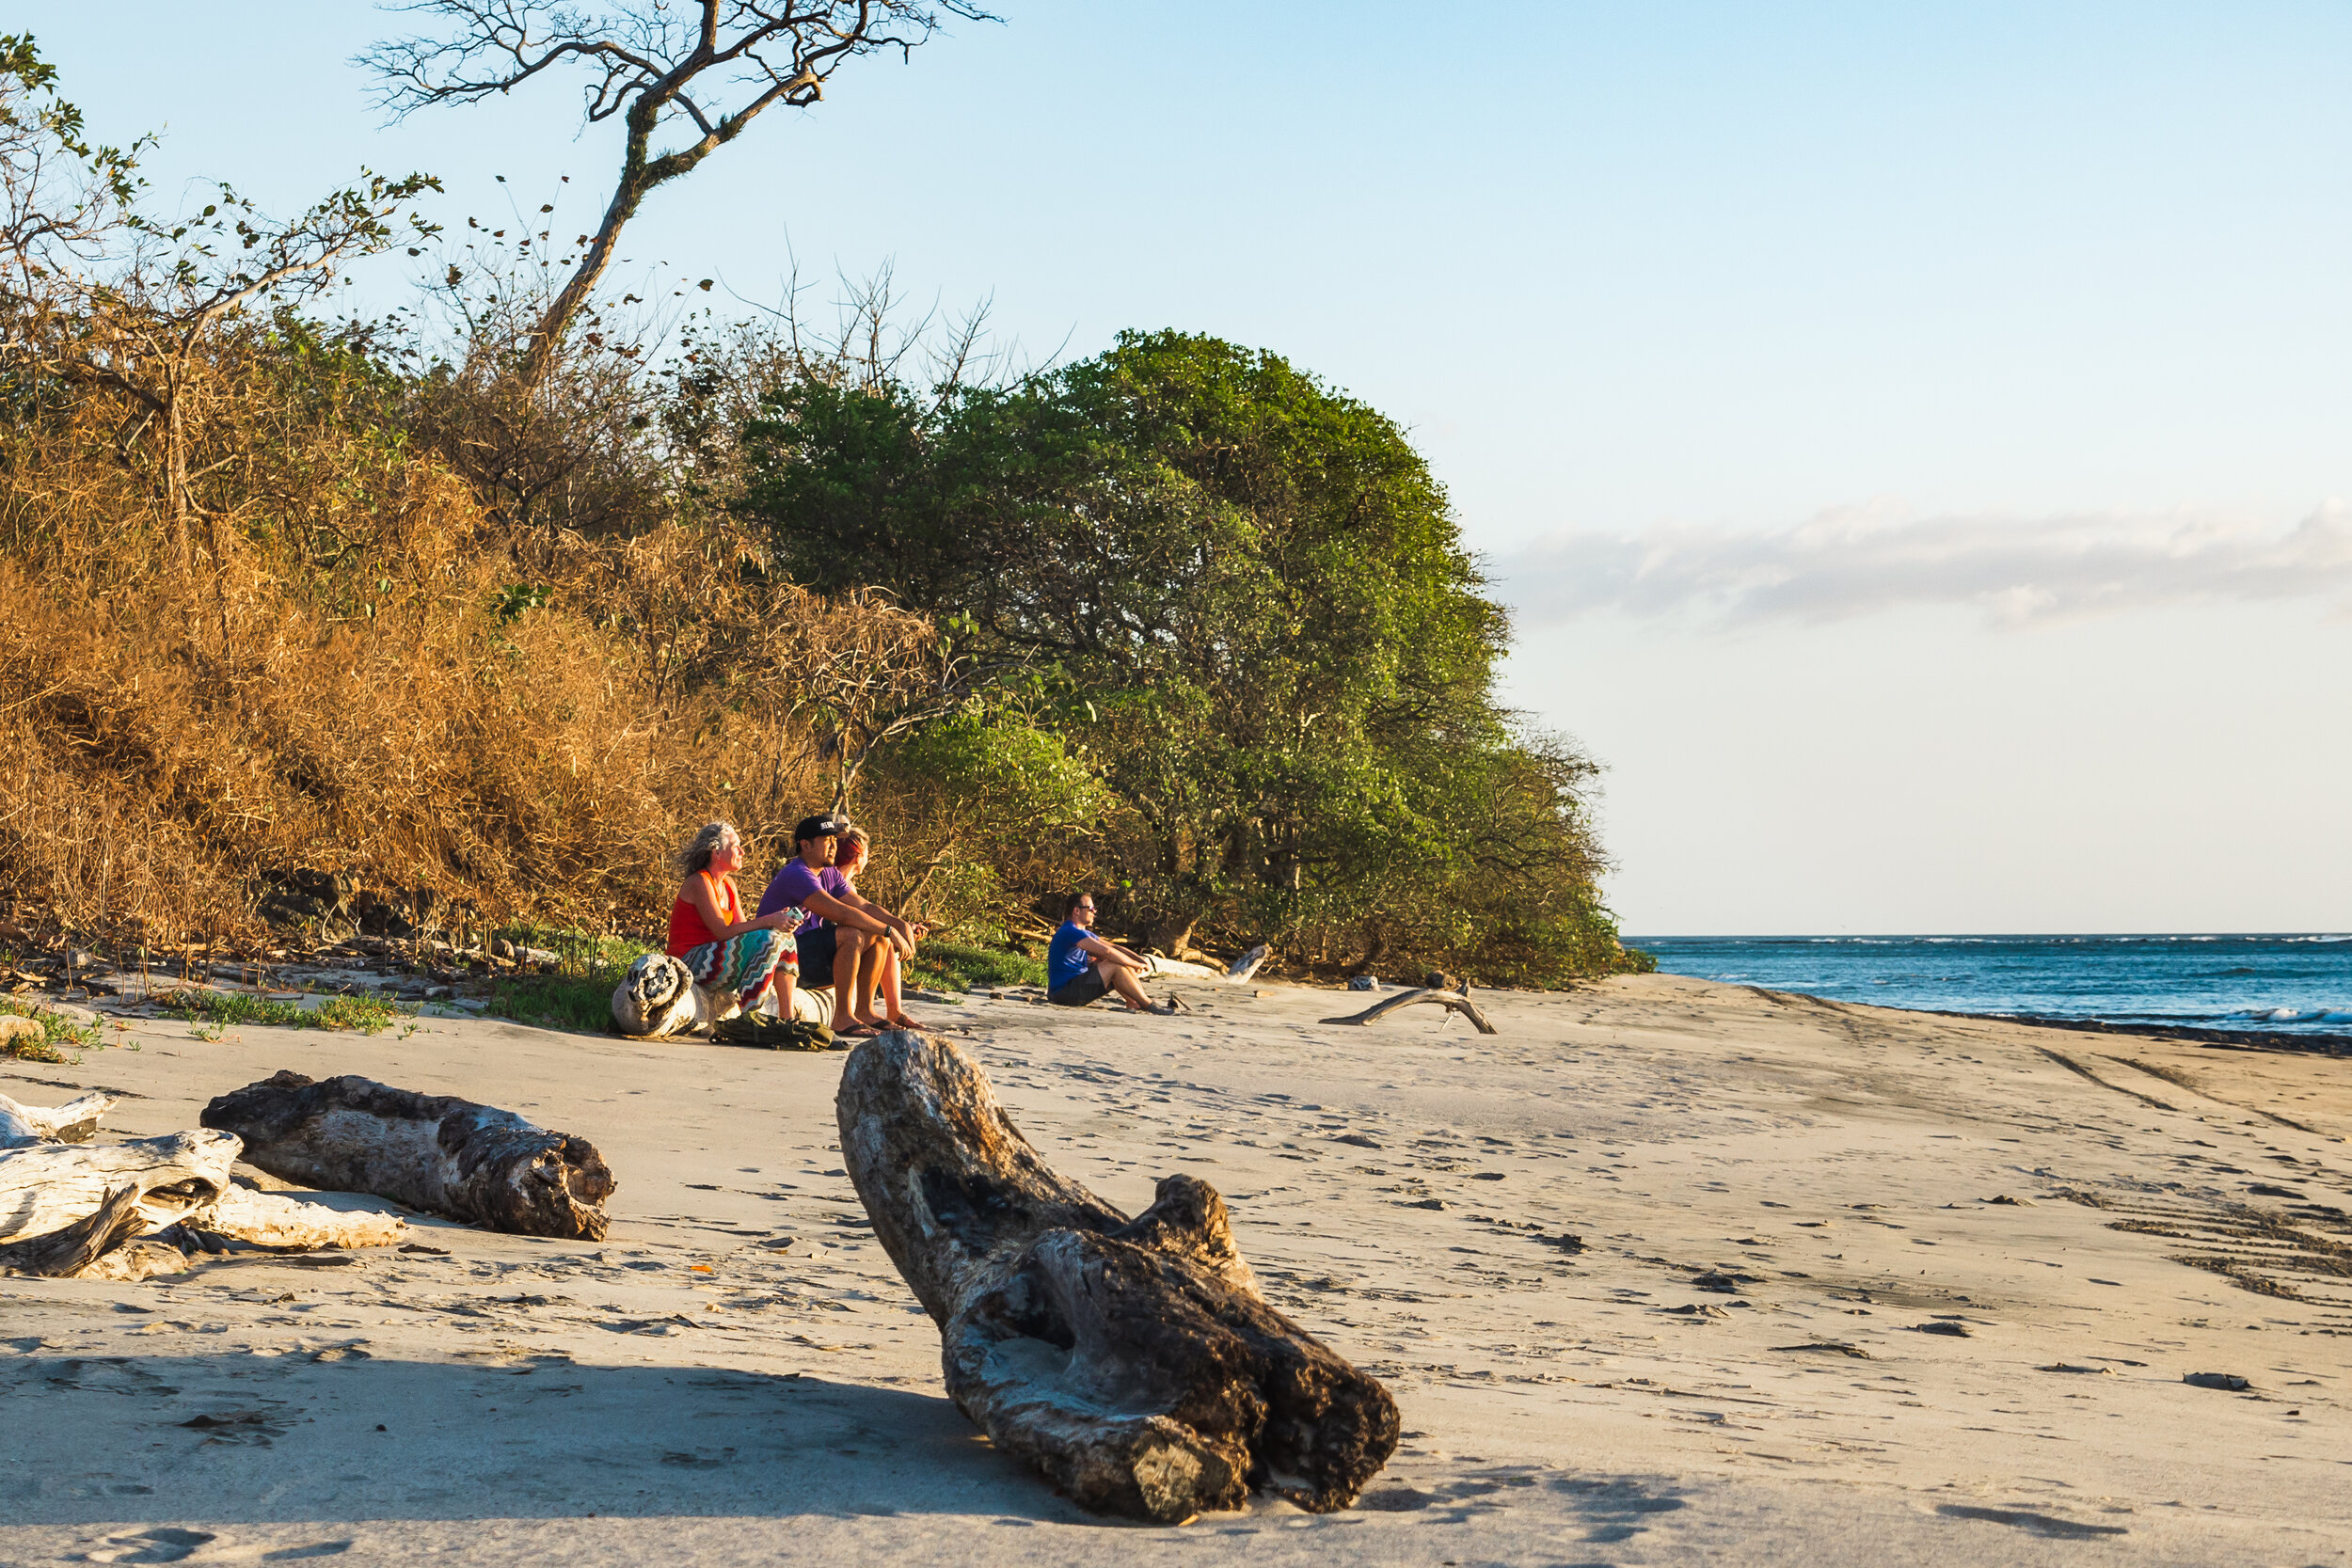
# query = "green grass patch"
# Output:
<box><xmin>908</xmin><ymin>940</ymin><xmax>1047</xmax><ymax>993</ymax></box>
<box><xmin>485</xmin><ymin>923</ymin><xmax>633</xmax><ymax>1035</ymax></box>
<box><xmin>163</xmin><ymin>990</ymin><xmax>407</xmax><ymax>1035</ymax></box>
<box><xmin>487</xmin><ymin>970</ymin><xmax>627</xmax><ymax>1035</ymax></box>
<box><xmin>0</xmin><ymin>998</ymin><xmax>101</xmax><ymax>1063</ymax></box>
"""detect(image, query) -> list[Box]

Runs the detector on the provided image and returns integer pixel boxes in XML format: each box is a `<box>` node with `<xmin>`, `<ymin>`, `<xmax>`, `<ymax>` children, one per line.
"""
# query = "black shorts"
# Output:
<box><xmin>796</xmin><ymin>925</ymin><xmax>838</xmax><ymax>988</ymax></box>
<box><xmin>1047</xmin><ymin>968</ymin><xmax>1107</xmax><ymax>1007</ymax></box>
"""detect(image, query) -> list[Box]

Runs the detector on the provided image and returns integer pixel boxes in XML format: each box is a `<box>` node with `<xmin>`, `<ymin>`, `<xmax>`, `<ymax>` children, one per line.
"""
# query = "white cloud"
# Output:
<box><xmin>1493</xmin><ymin>501</ymin><xmax>2352</xmax><ymax>627</ymax></box>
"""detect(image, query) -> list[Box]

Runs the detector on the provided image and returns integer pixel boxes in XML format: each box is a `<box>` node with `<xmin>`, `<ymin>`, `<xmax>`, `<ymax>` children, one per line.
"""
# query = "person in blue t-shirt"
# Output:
<box><xmin>756</xmin><ymin>813</ymin><xmax>918</xmax><ymax>1037</ymax></box>
<box><xmin>1045</xmin><ymin>892</ymin><xmax>1158</xmax><ymax>1011</ymax></box>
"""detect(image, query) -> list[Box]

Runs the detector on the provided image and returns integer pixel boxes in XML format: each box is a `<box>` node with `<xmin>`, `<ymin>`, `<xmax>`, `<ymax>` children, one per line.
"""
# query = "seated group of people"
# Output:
<box><xmin>665</xmin><ymin>816</ymin><xmax>1170</xmax><ymax>1034</ymax></box>
<box><xmin>664</xmin><ymin>814</ymin><xmax>923</xmax><ymax>1038</ymax></box>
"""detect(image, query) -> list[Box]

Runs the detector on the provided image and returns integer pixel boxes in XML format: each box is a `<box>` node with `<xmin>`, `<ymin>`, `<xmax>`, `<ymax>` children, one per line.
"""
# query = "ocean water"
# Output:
<box><xmin>1630</xmin><ymin>934</ymin><xmax>2352</xmax><ymax>1037</ymax></box>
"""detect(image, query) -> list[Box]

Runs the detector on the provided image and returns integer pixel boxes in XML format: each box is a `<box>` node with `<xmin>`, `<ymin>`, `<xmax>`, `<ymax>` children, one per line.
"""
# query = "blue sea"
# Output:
<box><xmin>1630</xmin><ymin>934</ymin><xmax>2352</xmax><ymax>1037</ymax></box>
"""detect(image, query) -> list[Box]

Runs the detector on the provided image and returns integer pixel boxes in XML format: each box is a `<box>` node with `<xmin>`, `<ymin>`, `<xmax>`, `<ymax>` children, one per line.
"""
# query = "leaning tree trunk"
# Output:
<box><xmin>835</xmin><ymin>1031</ymin><xmax>1399</xmax><ymax>1524</ymax></box>
<box><xmin>202</xmin><ymin>1071</ymin><xmax>614</xmax><ymax>1239</ymax></box>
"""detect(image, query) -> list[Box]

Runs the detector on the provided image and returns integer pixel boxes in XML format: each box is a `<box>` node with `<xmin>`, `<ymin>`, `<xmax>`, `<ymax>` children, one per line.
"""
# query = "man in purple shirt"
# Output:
<box><xmin>757</xmin><ymin>814</ymin><xmax>917</xmax><ymax>1037</ymax></box>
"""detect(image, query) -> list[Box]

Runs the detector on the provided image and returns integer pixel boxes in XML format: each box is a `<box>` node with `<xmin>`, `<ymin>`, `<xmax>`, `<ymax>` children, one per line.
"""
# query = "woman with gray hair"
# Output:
<box><xmin>664</xmin><ymin>821</ymin><xmax>803</xmax><ymax>1018</ymax></box>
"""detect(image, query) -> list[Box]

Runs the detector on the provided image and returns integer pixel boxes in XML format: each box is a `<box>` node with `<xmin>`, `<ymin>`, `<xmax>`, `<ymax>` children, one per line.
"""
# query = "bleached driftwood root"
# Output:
<box><xmin>1320</xmin><ymin>986</ymin><xmax>1497</xmax><ymax>1035</ymax></box>
<box><xmin>0</xmin><ymin>1129</ymin><xmax>241</xmax><ymax>1244</ymax></box>
<box><xmin>203</xmin><ymin>1070</ymin><xmax>614</xmax><ymax>1239</ymax></box>
<box><xmin>191</xmin><ymin>1185</ymin><xmax>408</xmax><ymax>1249</ymax></box>
<box><xmin>611</xmin><ymin>952</ymin><xmax>723</xmax><ymax>1037</ymax></box>
<box><xmin>836</xmin><ymin>1031</ymin><xmax>1399</xmax><ymax>1524</ymax></box>
<box><xmin>0</xmin><ymin>1090</ymin><xmax>115</xmax><ymax>1148</ymax></box>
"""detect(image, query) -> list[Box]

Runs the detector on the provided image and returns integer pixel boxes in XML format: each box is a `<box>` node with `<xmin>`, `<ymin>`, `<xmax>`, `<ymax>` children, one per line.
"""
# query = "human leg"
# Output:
<box><xmin>832</xmin><ymin>927</ymin><xmax>879</xmax><ymax>1034</ymax></box>
<box><xmin>1102</xmin><ymin>958</ymin><xmax>1153</xmax><ymax>1012</ymax></box>
<box><xmin>879</xmin><ymin>942</ymin><xmax>917</xmax><ymax>1029</ymax></box>
<box><xmin>850</xmin><ymin>931</ymin><xmax>892</xmax><ymax>1027</ymax></box>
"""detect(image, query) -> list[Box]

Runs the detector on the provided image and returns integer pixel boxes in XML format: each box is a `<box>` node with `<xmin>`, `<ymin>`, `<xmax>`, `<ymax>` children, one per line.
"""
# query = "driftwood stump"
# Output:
<box><xmin>836</xmin><ymin>1031</ymin><xmax>1399</xmax><ymax>1523</ymax></box>
<box><xmin>1321</xmin><ymin>986</ymin><xmax>1497</xmax><ymax>1035</ymax></box>
<box><xmin>202</xmin><ymin>1071</ymin><xmax>614</xmax><ymax>1239</ymax></box>
<box><xmin>612</xmin><ymin>952</ymin><xmax>723</xmax><ymax>1037</ymax></box>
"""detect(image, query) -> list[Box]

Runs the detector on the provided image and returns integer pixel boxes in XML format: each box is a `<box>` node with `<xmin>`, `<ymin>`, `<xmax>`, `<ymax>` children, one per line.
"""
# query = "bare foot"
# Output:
<box><xmin>884</xmin><ymin>1013</ymin><xmax>920</xmax><ymax>1030</ymax></box>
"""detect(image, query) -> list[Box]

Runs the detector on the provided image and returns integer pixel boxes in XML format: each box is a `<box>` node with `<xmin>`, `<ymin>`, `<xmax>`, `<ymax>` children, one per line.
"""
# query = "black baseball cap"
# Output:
<box><xmin>794</xmin><ymin>814</ymin><xmax>853</xmax><ymax>844</ymax></box>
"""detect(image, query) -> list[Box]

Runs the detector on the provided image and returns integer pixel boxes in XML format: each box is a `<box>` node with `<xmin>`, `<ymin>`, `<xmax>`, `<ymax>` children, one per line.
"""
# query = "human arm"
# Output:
<box><xmin>1075</xmin><ymin>932</ymin><xmax>1149</xmax><ymax>972</ymax></box>
<box><xmin>826</xmin><ymin>884</ymin><xmax>922</xmax><ymax>958</ymax></box>
<box><xmin>801</xmin><ymin>887</ymin><xmax>914</xmax><ymax>956</ymax></box>
<box><xmin>683</xmin><ymin>875</ymin><xmax>795</xmax><ymax>942</ymax></box>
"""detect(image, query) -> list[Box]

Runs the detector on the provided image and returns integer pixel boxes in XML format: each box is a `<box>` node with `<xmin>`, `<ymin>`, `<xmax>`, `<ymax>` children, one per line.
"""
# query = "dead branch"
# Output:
<box><xmin>365</xmin><ymin>0</ymin><xmax>994</xmax><ymax>388</ymax></box>
<box><xmin>1321</xmin><ymin>986</ymin><xmax>1497</xmax><ymax>1035</ymax></box>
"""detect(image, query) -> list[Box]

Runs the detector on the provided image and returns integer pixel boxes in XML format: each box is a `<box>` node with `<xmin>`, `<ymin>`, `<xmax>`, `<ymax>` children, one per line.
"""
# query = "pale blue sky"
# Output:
<box><xmin>25</xmin><ymin>3</ymin><xmax>2351</xmax><ymax>932</ymax></box>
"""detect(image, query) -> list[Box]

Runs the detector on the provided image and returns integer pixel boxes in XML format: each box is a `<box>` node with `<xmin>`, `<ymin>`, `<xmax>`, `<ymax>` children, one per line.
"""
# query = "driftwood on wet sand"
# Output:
<box><xmin>203</xmin><ymin>1070</ymin><xmax>615</xmax><ymax>1239</ymax></box>
<box><xmin>836</xmin><ymin>1030</ymin><xmax>1400</xmax><ymax>1524</ymax></box>
<box><xmin>1321</xmin><ymin>986</ymin><xmax>1497</xmax><ymax>1035</ymax></box>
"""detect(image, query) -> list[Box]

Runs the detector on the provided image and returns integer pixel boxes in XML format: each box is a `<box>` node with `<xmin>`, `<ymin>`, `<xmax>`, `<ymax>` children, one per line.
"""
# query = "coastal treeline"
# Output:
<box><xmin>0</xmin><ymin>31</ymin><xmax>1641</xmax><ymax>984</ymax></box>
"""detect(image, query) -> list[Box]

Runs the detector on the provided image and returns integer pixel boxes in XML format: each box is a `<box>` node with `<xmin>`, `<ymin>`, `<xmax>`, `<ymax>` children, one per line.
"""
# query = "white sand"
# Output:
<box><xmin>2</xmin><ymin>973</ymin><xmax>2345</xmax><ymax>1565</ymax></box>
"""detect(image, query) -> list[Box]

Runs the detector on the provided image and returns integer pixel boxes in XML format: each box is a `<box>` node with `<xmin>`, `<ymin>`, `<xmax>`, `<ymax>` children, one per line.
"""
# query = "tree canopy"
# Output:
<box><xmin>739</xmin><ymin>329</ymin><xmax>1632</xmax><ymax>981</ymax></box>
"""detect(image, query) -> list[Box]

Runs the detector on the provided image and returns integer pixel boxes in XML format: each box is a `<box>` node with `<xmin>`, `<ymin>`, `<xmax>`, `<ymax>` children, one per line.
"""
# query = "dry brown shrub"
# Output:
<box><xmin>0</xmin><ymin>372</ymin><xmax>866</xmax><ymax>947</ymax></box>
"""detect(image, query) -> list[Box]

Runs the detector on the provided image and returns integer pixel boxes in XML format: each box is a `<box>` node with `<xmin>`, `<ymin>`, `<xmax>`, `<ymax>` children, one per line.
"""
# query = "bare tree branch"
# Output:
<box><xmin>361</xmin><ymin>0</ymin><xmax>996</xmax><ymax>391</ymax></box>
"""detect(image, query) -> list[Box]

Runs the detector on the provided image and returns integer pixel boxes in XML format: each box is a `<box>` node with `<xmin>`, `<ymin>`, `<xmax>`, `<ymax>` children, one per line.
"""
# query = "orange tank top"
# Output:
<box><xmin>666</xmin><ymin>871</ymin><xmax>740</xmax><ymax>957</ymax></box>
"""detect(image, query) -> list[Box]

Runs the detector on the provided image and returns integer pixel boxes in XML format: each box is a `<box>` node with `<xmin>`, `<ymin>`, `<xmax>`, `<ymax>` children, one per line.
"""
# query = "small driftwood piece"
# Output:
<box><xmin>0</xmin><ymin>1129</ymin><xmax>241</xmax><ymax>1243</ymax></box>
<box><xmin>837</xmin><ymin>1031</ymin><xmax>1399</xmax><ymax>1524</ymax></box>
<box><xmin>202</xmin><ymin>1070</ymin><xmax>615</xmax><ymax>1239</ymax></box>
<box><xmin>192</xmin><ymin>1186</ymin><xmax>409</xmax><ymax>1249</ymax></box>
<box><xmin>0</xmin><ymin>1090</ymin><xmax>115</xmax><ymax>1148</ymax></box>
<box><xmin>1320</xmin><ymin>986</ymin><xmax>1497</xmax><ymax>1035</ymax></box>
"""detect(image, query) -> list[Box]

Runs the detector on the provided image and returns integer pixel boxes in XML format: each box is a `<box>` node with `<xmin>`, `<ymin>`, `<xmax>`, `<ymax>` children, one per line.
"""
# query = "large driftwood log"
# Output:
<box><xmin>0</xmin><ymin>1090</ymin><xmax>116</xmax><ymax>1148</ymax></box>
<box><xmin>1320</xmin><ymin>986</ymin><xmax>1497</xmax><ymax>1035</ymax></box>
<box><xmin>0</xmin><ymin>1129</ymin><xmax>241</xmax><ymax>1243</ymax></box>
<box><xmin>202</xmin><ymin>1070</ymin><xmax>614</xmax><ymax>1239</ymax></box>
<box><xmin>836</xmin><ymin>1031</ymin><xmax>1399</xmax><ymax>1524</ymax></box>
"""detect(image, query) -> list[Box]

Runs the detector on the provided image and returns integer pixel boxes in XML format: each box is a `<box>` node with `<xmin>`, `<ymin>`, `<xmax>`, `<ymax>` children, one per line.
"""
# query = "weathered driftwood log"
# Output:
<box><xmin>0</xmin><ymin>1129</ymin><xmax>241</xmax><ymax>1243</ymax></box>
<box><xmin>836</xmin><ymin>1031</ymin><xmax>1399</xmax><ymax>1524</ymax></box>
<box><xmin>1320</xmin><ymin>986</ymin><xmax>1497</xmax><ymax>1035</ymax></box>
<box><xmin>1143</xmin><ymin>944</ymin><xmax>1271</xmax><ymax>986</ymax></box>
<box><xmin>202</xmin><ymin>1070</ymin><xmax>614</xmax><ymax>1239</ymax></box>
<box><xmin>0</xmin><ymin>1089</ymin><xmax>115</xmax><ymax>1148</ymax></box>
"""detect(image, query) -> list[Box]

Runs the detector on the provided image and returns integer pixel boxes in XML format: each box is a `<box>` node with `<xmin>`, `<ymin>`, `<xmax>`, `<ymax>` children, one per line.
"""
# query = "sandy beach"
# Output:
<box><xmin>3</xmin><ymin>973</ymin><xmax>2346</xmax><ymax>1565</ymax></box>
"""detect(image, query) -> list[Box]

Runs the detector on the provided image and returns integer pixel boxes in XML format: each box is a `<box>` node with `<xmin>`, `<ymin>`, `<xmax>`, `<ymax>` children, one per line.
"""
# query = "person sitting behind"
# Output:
<box><xmin>666</xmin><ymin>821</ymin><xmax>803</xmax><ymax>1019</ymax></box>
<box><xmin>1045</xmin><ymin>893</ymin><xmax>1158</xmax><ymax>1012</ymax></box>
<box><xmin>835</xmin><ymin>829</ymin><xmax>926</xmax><ymax>1030</ymax></box>
<box><xmin>756</xmin><ymin>813</ymin><xmax>918</xmax><ymax>1037</ymax></box>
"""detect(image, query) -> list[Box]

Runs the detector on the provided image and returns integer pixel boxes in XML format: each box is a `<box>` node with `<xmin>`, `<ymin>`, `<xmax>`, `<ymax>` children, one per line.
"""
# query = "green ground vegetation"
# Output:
<box><xmin>162</xmin><ymin>992</ymin><xmax>408</xmax><ymax>1036</ymax></box>
<box><xmin>0</xmin><ymin>998</ymin><xmax>101</xmax><ymax>1062</ymax></box>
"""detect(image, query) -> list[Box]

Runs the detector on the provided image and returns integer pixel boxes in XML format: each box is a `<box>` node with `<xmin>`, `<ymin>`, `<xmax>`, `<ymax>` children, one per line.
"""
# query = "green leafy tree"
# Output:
<box><xmin>740</xmin><ymin>328</ymin><xmax>1630</xmax><ymax>980</ymax></box>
